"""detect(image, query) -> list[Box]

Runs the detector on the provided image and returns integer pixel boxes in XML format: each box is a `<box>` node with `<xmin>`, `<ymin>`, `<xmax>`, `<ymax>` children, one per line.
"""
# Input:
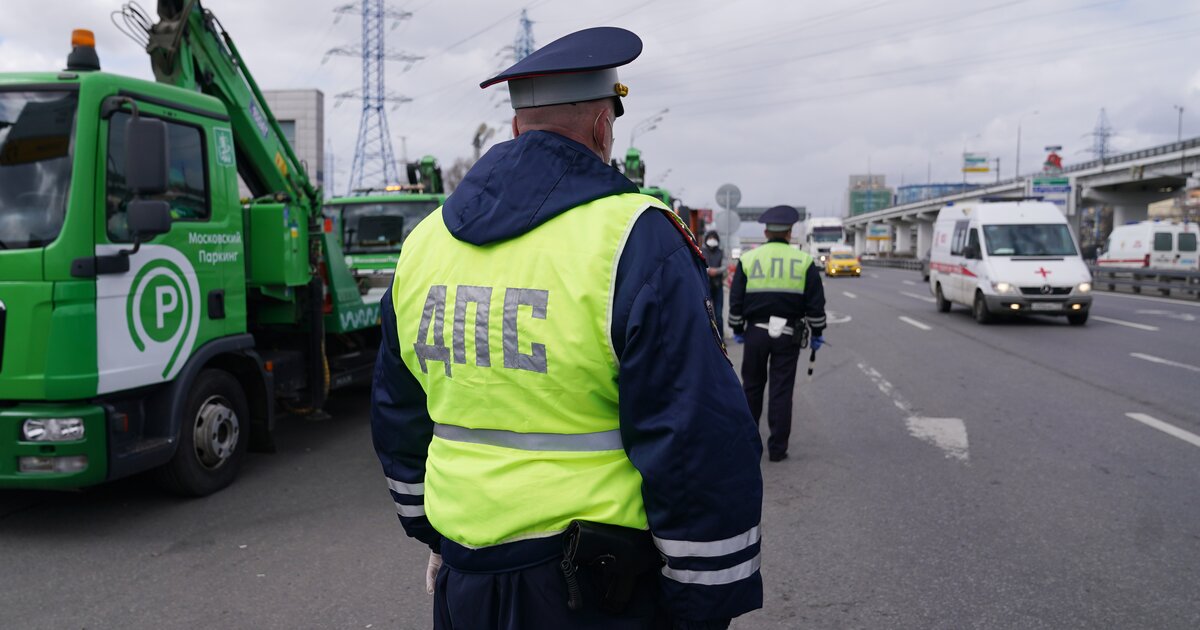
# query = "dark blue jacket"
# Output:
<box><xmin>371</xmin><ymin>130</ymin><xmax>763</xmax><ymax>623</ymax></box>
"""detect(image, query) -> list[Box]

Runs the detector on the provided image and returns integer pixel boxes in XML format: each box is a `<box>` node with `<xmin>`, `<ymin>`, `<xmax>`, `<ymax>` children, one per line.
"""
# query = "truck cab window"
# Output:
<box><xmin>106</xmin><ymin>111</ymin><xmax>209</xmax><ymax>242</ymax></box>
<box><xmin>0</xmin><ymin>90</ymin><xmax>78</xmax><ymax>250</ymax></box>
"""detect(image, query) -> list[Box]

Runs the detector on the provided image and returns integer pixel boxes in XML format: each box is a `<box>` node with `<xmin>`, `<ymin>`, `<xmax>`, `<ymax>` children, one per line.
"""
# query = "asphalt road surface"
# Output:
<box><xmin>2</xmin><ymin>266</ymin><xmax>1198</xmax><ymax>629</ymax></box>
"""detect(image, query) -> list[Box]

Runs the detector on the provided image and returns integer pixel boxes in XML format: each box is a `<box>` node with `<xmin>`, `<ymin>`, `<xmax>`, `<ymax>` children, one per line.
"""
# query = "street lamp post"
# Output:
<box><xmin>1015</xmin><ymin>110</ymin><xmax>1039</xmax><ymax>180</ymax></box>
<box><xmin>1174</xmin><ymin>105</ymin><xmax>1185</xmax><ymax>143</ymax></box>
<box><xmin>629</xmin><ymin>108</ymin><xmax>669</xmax><ymax>149</ymax></box>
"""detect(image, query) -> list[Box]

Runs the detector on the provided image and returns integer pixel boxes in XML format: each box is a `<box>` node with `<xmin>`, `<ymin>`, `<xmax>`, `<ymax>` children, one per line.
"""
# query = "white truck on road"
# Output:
<box><xmin>800</xmin><ymin>217</ymin><xmax>846</xmax><ymax>266</ymax></box>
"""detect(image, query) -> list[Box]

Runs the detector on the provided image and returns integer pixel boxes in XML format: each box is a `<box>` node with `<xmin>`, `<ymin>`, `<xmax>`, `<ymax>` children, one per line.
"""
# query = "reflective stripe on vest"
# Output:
<box><xmin>433</xmin><ymin>424</ymin><xmax>624</xmax><ymax>452</ymax></box>
<box><xmin>740</xmin><ymin>242</ymin><xmax>811</xmax><ymax>294</ymax></box>
<box><xmin>392</xmin><ymin>192</ymin><xmax>668</xmax><ymax>548</ymax></box>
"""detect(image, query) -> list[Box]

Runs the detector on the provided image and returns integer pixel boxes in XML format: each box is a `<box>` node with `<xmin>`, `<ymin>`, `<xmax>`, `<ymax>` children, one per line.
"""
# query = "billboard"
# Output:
<box><xmin>962</xmin><ymin>153</ymin><xmax>990</xmax><ymax>173</ymax></box>
<box><xmin>867</xmin><ymin>224</ymin><xmax>891</xmax><ymax>241</ymax></box>
<box><xmin>1030</xmin><ymin>176</ymin><xmax>1071</xmax><ymax>211</ymax></box>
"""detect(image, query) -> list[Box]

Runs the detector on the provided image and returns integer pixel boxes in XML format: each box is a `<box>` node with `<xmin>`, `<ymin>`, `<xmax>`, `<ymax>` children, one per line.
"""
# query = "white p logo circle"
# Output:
<box><xmin>156</xmin><ymin>285</ymin><xmax>179</xmax><ymax>329</ymax></box>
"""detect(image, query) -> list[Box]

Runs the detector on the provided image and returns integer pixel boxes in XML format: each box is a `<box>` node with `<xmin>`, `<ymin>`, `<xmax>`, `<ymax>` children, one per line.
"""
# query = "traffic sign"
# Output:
<box><xmin>715</xmin><ymin>183</ymin><xmax>741</xmax><ymax>210</ymax></box>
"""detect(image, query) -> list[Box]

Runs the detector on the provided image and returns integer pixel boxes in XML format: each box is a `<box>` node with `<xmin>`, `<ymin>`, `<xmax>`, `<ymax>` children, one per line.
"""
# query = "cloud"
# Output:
<box><xmin>2</xmin><ymin>0</ymin><xmax>1196</xmax><ymax>209</ymax></box>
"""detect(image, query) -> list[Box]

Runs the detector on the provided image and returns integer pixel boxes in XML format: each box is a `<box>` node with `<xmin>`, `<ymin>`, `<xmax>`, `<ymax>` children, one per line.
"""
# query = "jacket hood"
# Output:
<box><xmin>441</xmin><ymin>130</ymin><xmax>638</xmax><ymax>245</ymax></box>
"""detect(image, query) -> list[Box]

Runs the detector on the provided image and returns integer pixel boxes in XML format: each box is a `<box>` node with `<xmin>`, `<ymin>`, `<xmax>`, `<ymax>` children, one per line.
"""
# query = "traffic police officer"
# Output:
<box><xmin>728</xmin><ymin>205</ymin><xmax>827</xmax><ymax>462</ymax></box>
<box><xmin>370</xmin><ymin>27</ymin><xmax>763</xmax><ymax>629</ymax></box>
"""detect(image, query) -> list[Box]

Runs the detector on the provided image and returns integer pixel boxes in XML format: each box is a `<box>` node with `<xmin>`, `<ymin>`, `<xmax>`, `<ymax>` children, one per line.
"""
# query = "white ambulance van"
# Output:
<box><xmin>1096</xmin><ymin>221</ymin><xmax>1199</xmax><ymax>271</ymax></box>
<box><xmin>928</xmin><ymin>201</ymin><xmax>1093</xmax><ymax>325</ymax></box>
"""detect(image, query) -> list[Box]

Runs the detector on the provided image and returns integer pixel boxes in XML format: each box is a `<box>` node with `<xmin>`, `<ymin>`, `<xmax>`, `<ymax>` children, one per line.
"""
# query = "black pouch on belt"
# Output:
<box><xmin>793</xmin><ymin>320</ymin><xmax>810</xmax><ymax>348</ymax></box>
<box><xmin>559</xmin><ymin>520</ymin><xmax>664</xmax><ymax>615</ymax></box>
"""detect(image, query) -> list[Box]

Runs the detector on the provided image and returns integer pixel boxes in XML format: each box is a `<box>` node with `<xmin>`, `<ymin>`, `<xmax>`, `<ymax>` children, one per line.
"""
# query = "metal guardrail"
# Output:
<box><xmin>1089</xmin><ymin>266</ymin><xmax>1200</xmax><ymax>299</ymax></box>
<box><xmin>860</xmin><ymin>260</ymin><xmax>1200</xmax><ymax>300</ymax></box>
<box><xmin>861</xmin><ymin>257</ymin><xmax>923</xmax><ymax>271</ymax></box>
<box><xmin>1063</xmin><ymin>137</ymin><xmax>1200</xmax><ymax>174</ymax></box>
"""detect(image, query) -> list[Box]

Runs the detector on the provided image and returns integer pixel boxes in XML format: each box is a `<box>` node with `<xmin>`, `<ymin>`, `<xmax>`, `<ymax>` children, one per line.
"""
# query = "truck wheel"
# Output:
<box><xmin>972</xmin><ymin>291</ymin><xmax>993</xmax><ymax>324</ymax></box>
<box><xmin>1067</xmin><ymin>312</ymin><xmax>1088</xmax><ymax>326</ymax></box>
<box><xmin>156</xmin><ymin>369</ymin><xmax>249</xmax><ymax>497</ymax></box>
<box><xmin>935</xmin><ymin>284</ymin><xmax>951</xmax><ymax>313</ymax></box>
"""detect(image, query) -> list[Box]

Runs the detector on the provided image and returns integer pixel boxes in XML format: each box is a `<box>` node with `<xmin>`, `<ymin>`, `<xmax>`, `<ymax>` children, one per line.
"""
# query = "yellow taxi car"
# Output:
<box><xmin>825</xmin><ymin>250</ymin><xmax>861</xmax><ymax>277</ymax></box>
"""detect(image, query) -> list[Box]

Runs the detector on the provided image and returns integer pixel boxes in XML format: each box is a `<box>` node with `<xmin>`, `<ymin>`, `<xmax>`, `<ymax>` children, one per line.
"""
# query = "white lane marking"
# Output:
<box><xmin>857</xmin><ymin>363</ymin><xmax>968</xmax><ymax>461</ymax></box>
<box><xmin>899</xmin><ymin>316</ymin><xmax>932</xmax><ymax>331</ymax></box>
<box><xmin>903</xmin><ymin>280</ymin><xmax>916</xmax><ymax>286</ymax></box>
<box><xmin>1091</xmin><ymin>316</ymin><xmax>1159</xmax><ymax>331</ymax></box>
<box><xmin>842</xmin><ymin>291</ymin><xmax>858</xmax><ymax>299</ymax></box>
<box><xmin>1134</xmin><ymin>309</ymin><xmax>1196</xmax><ymax>322</ymax></box>
<box><xmin>1097</xmin><ymin>292</ymin><xmax>1200</xmax><ymax>308</ymax></box>
<box><xmin>901</xmin><ymin>291</ymin><xmax>937</xmax><ymax>304</ymax></box>
<box><xmin>1130</xmin><ymin>353</ymin><xmax>1200</xmax><ymax>373</ymax></box>
<box><xmin>905</xmin><ymin>417</ymin><xmax>971</xmax><ymax>461</ymax></box>
<box><xmin>1125</xmin><ymin>413</ymin><xmax>1200</xmax><ymax>449</ymax></box>
<box><xmin>826</xmin><ymin>310</ymin><xmax>852</xmax><ymax>325</ymax></box>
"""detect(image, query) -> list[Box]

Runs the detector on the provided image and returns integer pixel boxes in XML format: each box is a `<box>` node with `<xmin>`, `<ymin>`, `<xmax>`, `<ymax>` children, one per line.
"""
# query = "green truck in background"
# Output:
<box><xmin>325</xmin><ymin>156</ymin><xmax>445</xmax><ymax>294</ymax></box>
<box><xmin>621</xmin><ymin>147</ymin><xmax>674</xmax><ymax>209</ymax></box>
<box><xmin>0</xmin><ymin>1</ymin><xmax>380</xmax><ymax>496</ymax></box>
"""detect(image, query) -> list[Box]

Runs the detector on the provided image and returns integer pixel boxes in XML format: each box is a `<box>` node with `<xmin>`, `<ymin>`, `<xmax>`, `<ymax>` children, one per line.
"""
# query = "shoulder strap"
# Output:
<box><xmin>654</xmin><ymin>207</ymin><xmax>707</xmax><ymax>265</ymax></box>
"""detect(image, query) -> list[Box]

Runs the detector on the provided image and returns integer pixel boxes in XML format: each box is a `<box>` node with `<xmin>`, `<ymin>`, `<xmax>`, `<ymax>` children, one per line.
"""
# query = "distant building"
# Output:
<box><xmin>896</xmin><ymin>183</ymin><xmax>978</xmax><ymax>205</ymax></box>
<box><xmin>729</xmin><ymin>205</ymin><xmax>807</xmax><ymax>251</ymax></box>
<box><xmin>262</xmin><ymin>89</ymin><xmax>324</xmax><ymax>190</ymax></box>
<box><xmin>847</xmin><ymin>174</ymin><xmax>893</xmax><ymax>216</ymax></box>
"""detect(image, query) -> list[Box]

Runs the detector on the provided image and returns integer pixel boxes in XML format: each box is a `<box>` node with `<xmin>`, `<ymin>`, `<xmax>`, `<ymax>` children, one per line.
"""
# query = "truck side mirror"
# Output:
<box><xmin>127</xmin><ymin>199</ymin><xmax>172</xmax><ymax>240</ymax></box>
<box><xmin>963</xmin><ymin>244</ymin><xmax>978</xmax><ymax>259</ymax></box>
<box><xmin>125</xmin><ymin>117</ymin><xmax>169</xmax><ymax>195</ymax></box>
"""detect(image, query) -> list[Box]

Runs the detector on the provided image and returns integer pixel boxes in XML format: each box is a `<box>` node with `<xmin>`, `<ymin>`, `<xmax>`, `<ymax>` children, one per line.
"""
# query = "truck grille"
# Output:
<box><xmin>1020</xmin><ymin>286</ymin><xmax>1072</xmax><ymax>296</ymax></box>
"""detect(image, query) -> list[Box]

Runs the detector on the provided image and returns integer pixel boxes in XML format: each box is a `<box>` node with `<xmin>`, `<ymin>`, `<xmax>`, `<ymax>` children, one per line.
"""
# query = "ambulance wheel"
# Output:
<box><xmin>935</xmin><ymin>284</ymin><xmax>951</xmax><ymax>313</ymax></box>
<box><xmin>1067</xmin><ymin>312</ymin><xmax>1088</xmax><ymax>326</ymax></box>
<box><xmin>156</xmin><ymin>370</ymin><xmax>249</xmax><ymax>497</ymax></box>
<box><xmin>972</xmin><ymin>292</ymin><xmax>993</xmax><ymax>324</ymax></box>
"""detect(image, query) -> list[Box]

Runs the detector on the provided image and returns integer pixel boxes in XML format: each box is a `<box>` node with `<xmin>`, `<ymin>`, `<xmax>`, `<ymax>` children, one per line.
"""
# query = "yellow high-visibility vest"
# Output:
<box><xmin>740</xmin><ymin>242</ymin><xmax>812</xmax><ymax>294</ymax></box>
<box><xmin>392</xmin><ymin>192</ymin><xmax>669</xmax><ymax>548</ymax></box>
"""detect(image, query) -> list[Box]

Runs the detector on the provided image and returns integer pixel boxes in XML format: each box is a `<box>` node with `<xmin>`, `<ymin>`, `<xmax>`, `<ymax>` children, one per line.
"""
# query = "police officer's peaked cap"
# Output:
<box><xmin>759</xmin><ymin>205</ymin><xmax>801</xmax><ymax>231</ymax></box>
<box><xmin>481</xmin><ymin>27</ymin><xmax>642</xmax><ymax>117</ymax></box>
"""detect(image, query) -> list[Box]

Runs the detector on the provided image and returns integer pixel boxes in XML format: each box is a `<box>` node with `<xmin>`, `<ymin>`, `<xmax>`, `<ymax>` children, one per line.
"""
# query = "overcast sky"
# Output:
<box><xmin>2</xmin><ymin>0</ymin><xmax>1198</xmax><ymax>215</ymax></box>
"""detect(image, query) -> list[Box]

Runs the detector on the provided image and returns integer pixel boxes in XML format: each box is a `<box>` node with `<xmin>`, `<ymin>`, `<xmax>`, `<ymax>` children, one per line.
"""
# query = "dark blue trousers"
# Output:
<box><xmin>433</xmin><ymin>557</ymin><xmax>669</xmax><ymax>629</ymax></box>
<box><xmin>740</xmin><ymin>325</ymin><xmax>801</xmax><ymax>458</ymax></box>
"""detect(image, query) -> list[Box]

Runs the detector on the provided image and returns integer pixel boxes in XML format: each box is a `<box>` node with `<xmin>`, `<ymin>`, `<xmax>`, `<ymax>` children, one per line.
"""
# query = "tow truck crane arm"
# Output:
<box><xmin>141</xmin><ymin>0</ymin><xmax>319</xmax><ymax>206</ymax></box>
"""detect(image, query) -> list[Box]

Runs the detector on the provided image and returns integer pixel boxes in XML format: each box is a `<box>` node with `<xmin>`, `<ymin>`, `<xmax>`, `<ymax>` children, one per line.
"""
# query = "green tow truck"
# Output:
<box><xmin>325</xmin><ymin>156</ymin><xmax>445</xmax><ymax>294</ymax></box>
<box><xmin>621</xmin><ymin>147</ymin><xmax>673</xmax><ymax>208</ymax></box>
<box><xmin>0</xmin><ymin>1</ymin><xmax>380</xmax><ymax>495</ymax></box>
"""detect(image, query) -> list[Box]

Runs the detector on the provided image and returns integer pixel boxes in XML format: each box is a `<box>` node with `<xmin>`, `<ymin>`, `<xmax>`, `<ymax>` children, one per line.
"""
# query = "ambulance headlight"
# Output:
<box><xmin>1077</xmin><ymin>282</ymin><xmax>1092</xmax><ymax>294</ymax></box>
<box><xmin>22</xmin><ymin>418</ymin><xmax>85</xmax><ymax>442</ymax></box>
<box><xmin>992</xmin><ymin>282</ymin><xmax>1017</xmax><ymax>295</ymax></box>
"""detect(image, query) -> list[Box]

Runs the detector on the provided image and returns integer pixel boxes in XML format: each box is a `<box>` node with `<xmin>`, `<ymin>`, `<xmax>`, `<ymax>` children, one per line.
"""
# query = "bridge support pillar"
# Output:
<box><xmin>1081</xmin><ymin>188</ymin><xmax>1177</xmax><ymax>226</ymax></box>
<box><xmin>893</xmin><ymin>220</ymin><xmax>913</xmax><ymax>255</ymax></box>
<box><xmin>916</xmin><ymin>221</ymin><xmax>934</xmax><ymax>256</ymax></box>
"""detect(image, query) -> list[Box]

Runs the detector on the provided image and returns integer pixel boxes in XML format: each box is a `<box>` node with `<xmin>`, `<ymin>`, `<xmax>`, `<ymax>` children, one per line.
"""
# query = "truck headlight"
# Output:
<box><xmin>992</xmin><ymin>282</ymin><xmax>1017</xmax><ymax>295</ymax></box>
<box><xmin>1077</xmin><ymin>282</ymin><xmax>1092</xmax><ymax>293</ymax></box>
<box><xmin>22</xmin><ymin>418</ymin><xmax>85</xmax><ymax>442</ymax></box>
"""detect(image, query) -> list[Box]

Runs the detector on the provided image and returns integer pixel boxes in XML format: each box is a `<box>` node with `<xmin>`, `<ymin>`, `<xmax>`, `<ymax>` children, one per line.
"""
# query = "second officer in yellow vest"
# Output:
<box><xmin>729</xmin><ymin>205</ymin><xmax>827</xmax><ymax>462</ymax></box>
<box><xmin>371</xmin><ymin>27</ymin><xmax>763</xmax><ymax>629</ymax></box>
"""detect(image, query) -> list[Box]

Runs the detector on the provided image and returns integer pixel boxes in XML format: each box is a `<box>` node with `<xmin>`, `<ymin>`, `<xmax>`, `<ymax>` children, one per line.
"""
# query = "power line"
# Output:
<box><xmin>666</xmin><ymin>25</ymin><xmax>1200</xmax><ymax>118</ymax></box>
<box><xmin>638</xmin><ymin>3</ymin><xmax>1196</xmax><ymax>100</ymax></box>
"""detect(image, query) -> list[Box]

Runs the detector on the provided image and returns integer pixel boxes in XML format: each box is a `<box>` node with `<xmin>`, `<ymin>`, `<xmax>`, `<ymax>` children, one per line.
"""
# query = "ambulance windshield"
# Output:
<box><xmin>983</xmin><ymin>224</ymin><xmax>1077</xmax><ymax>257</ymax></box>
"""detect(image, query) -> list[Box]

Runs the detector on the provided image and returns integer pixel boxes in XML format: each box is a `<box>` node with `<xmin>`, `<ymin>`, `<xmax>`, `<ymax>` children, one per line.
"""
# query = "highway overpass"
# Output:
<box><xmin>845</xmin><ymin>137</ymin><xmax>1200</xmax><ymax>258</ymax></box>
